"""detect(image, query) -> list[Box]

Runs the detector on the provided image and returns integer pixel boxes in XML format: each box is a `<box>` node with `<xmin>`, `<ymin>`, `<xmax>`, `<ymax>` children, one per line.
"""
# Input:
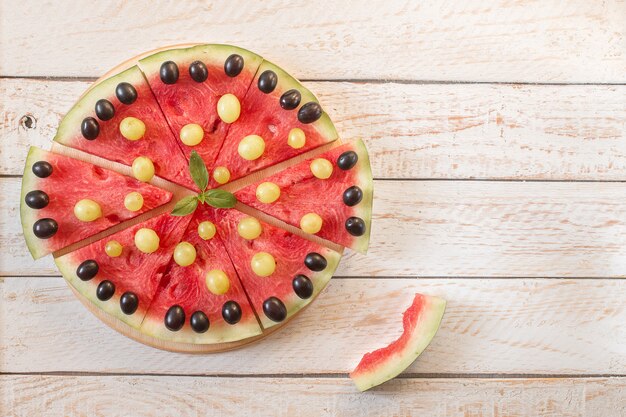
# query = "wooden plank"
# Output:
<box><xmin>1</xmin><ymin>277</ymin><xmax>624</xmax><ymax>375</ymax></box>
<box><xmin>1</xmin><ymin>1</ymin><xmax>625</xmax><ymax>82</ymax></box>
<box><xmin>8</xmin><ymin>178</ymin><xmax>626</xmax><ymax>277</ymax></box>
<box><xmin>3</xmin><ymin>78</ymin><xmax>626</xmax><ymax>179</ymax></box>
<box><xmin>1</xmin><ymin>375</ymin><xmax>624</xmax><ymax>417</ymax></box>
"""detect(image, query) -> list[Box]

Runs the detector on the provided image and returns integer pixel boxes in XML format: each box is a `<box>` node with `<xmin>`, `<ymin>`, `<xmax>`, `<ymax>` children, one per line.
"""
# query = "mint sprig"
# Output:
<box><xmin>171</xmin><ymin>151</ymin><xmax>237</xmax><ymax>216</ymax></box>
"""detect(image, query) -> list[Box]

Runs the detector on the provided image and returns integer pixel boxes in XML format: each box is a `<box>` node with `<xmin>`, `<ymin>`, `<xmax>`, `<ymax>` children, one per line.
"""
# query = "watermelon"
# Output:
<box><xmin>21</xmin><ymin>146</ymin><xmax>173</xmax><ymax>259</ymax></box>
<box><xmin>53</xmin><ymin>65</ymin><xmax>194</xmax><ymax>189</ymax></box>
<box><xmin>140</xmin><ymin>205</ymin><xmax>262</xmax><ymax>343</ymax></box>
<box><xmin>234</xmin><ymin>140</ymin><xmax>373</xmax><ymax>253</ymax></box>
<box><xmin>210</xmin><ymin>59</ymin><xmax>338</xmax><ymax>186</ymax></box>
<box><xmin>55</xmin><ymin>212</ymin><xmax>192</xmax><ymax>328</ymax></box>
<box><xmin>350</xmin><ymin>294</ymin><xmax>446</xmax><ymax>391</ymax></box>
<box><xmin>215</xmin><ymin>208</ymin><xmax>341</xmax><ymax>329</ymax></box>
<box><xmin>138</xmin><ymin>45</ymin><xmax>263</xmax><ymax>170</ymax></box>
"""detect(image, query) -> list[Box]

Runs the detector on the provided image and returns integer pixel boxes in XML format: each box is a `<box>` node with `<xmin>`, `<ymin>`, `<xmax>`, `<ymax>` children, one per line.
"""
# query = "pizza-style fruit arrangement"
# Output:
<box><xmin>20</xmin><ymin>44</ymin><xmax>372</xmax><ymax>352</ymax></box>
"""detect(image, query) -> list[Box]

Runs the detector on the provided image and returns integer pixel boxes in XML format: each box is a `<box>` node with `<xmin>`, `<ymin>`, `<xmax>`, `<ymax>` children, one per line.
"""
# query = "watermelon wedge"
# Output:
<box><xmin>138</xmin><ymin>44</ymin><xmax>263</xmax><ymax>171</ymax></box>
<box><xmin>215</xmin><ymin>208</ymin><xmax>341</xmax><ymax>329</ymax></box>
<box><xmin>140</xmin><ymin>205</ymin><xmax>262</xmax><ymax>343</ymax></box>
<box><xmin>210</xmin><ymin>59</ymin><xmax>338</xmax><ymax>186</ymax></box>
<box><xmin>53</xmin><ymin>65</ymin><xmax>194</xmax><ymax>189</ymax></box>
<box><xmin>21</xmin><ymin>146</ymin><xmax>173</xmax><ymax>259</ymax></box>
<box><xmin>55</xmin><ymin>212</ymin><xmax>192</xmax><ymax>328</ymax></box>
<box><xmin>234</xmin><ymin>140</ymin><xmax>372</xmax><ymax>253</ymax></box>
<box><xmin>350</xmin><ymin>294</ymin><xmax>446</xmax><ymax>391</ymax></box>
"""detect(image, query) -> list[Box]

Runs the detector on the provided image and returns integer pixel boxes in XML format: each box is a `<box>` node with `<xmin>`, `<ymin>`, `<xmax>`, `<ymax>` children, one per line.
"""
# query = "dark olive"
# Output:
<box><xmin>94</xmin><ymin>99</ymin><xmax>115</xmax><ymax>121</ymax></box>
<box><xmin>81</xmin><ymin>117</ymin><xmax>99</xmax><ymax>140</ymax></box>
<box><xmin>263</xmin><ymin>297</ymin><xmax>287</xmax><ymax>322</ymax></box>
<box><xmin>343</xmin><ymin>186</ymin><xmax>363</xmax><ymax>206</ymax></box>
<box><xmin>345</xmin><ymin>217</ymin><xmax>366</xmax><ymax>236</ymax></box>
<box><xmin>25</xmin><ymin>190</ymin><xmax>49</xmax><ymax>209</ymax></box>
<box><xmin>32</xmin><ymin>161</ymin><xmax>53</xmax><ymax>178</ymax></box>
<box><xmin>189</xmin><ymin>60</ymin><xmax>208</xmax><ymax>82</ymax></box>
<box><xmin>190</xmin><ymin>311</ymin><xmax>210</xmax><ymax>333</ymax></box>
<box><xmin>96</xmin><ymin>280</ymin><xmax>115</xmax><ymax>301</ymax></box>
<box><xmin>160</xmin><ymin>61</ymin><xmax>179</xmax><ymax>84</ymax></box>
<box><xmin>224</xmin><ymin>54</ymin><xmax>244</xmax><ymax>77</ymax></box>
<box><xmin>222</xmin><ymin>300</ymin><xmax>242</xmax><ymax>324</ymax></box>
<box><xmin>297</xmin><ymin>102</ymin><xmax>322</xmax><ymax>124</ymax></box>
<box><xmin>304</xmin><ymin>252</ymin><xmax>327</xmax><ymax>271</ymax></box>
<box><xmin>115</xmin><ymin>82</ymin><xmax>137</xmax><ymax>105</ymax></box>
<box><xmin>337</xmin><ymin>150</ymin><xmax>358</xmax><ymax>170</ymax></box>
<box><xmin>120</xmin><ymin>292</ymin><xmax>139</xmax><ymax>315</ymax></box>
<box><xmin>279</xmin><ymin>89</ymin><xmax>301</xmax><ymax>110</ymax></box>
<box><xmin>33</xmin><ymin>218</ymin><xmax>58</xmax><ymax>239</ymax></box>
<box><xmin>76</xmin><ymin>259</ymin><xmax>99</xmax><ymax>281</ymax></box>
<box><xmin>164</xmin><ymin>305</ymin><xmax>185</xmax><ymax>331</ymax></box>
<box><xmin>258</xmin><ymin>70</ymin><xmax>278</xmax><ymax>93</ymax></box>
<box><xmin>292</xmin><ymin>275</ymin><xmax>314</xmax><ymax>299</ymax></box>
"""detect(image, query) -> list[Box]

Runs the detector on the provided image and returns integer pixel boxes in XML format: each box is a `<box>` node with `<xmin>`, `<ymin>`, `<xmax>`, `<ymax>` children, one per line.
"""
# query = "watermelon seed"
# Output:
<box><xmin>32</xmin><ymin>161</ymin><xmax>53</xmax><ymax>178</ymax></box>
<box><xmin>189</xmin><ymin>61</ymin><xmax>208</xmax><ymax>83</ymax></box>
<box><xmin>25</xmin><ymin>190</ymin><xmax>49</xmax><ymax>209</ymax></box>
<box><xmin>115</xmin><ymin>82</ymin><xmax>138</xmax><ymax>105</ymax></box>
<box><xmin>120</xmin><ymin>292</ymin><xmax>139</xmax><ymax>315</ymax></box>
<box><xmin>343</xmin><ymin>186</ymin><xmax>363</xmax><ymax>207</ymax></box>
<box><xmin>345</xmin><ymin>217</ymin><xmax>366</xmax><ymax>237</ymax></box>
<box><xmin>164</xmin><ymin>305</ymin><xmax>186</xmax><ymax>331</ymax></box>
<box><xmin>222</xmin><ymin>300</ymin><xmax>242</xmax><ymax>324</ymax></box>
<box><xmin>32</xmin><ymin>218</ymin><xmax>58</xmax><ymax>239</ymax></box>
<box><xmin>304</xmin><ymin>252</ymin><xmax>327</xmax><ymax>272</ymax></box>
<box><xmin>96</xmin><ymin>280</ymin><xmax>115</xmax><ymax>301</ymax></box>
<box><xmin>297</xmin><ymin>102</ymin><xmax>322</xmax><ymax>124</ymax></box>
<box><xmin>224</xmin><ymin>54</ymin><xmax>244</xmax><ymax>77</ymax></box>
<box><xmin>280</xmin><ymin>89</ymin><xmax>301</xmax><ymax>110</ymax></box>
<box><xmin>76</xmin><ymin>259</ymin><xmax>99</xmax><ymax>281</ymax></box>
<box><xmin>81</xmin><ymin>117</ymin><xmax>100</xmax><ymax>140</ymax></box>
<box><xmin>258</xmin><ymin>70</ymin><xmax>278</xmax><ymax>93</ymax></box>
<box><xmin>160</xmin><ymin>61</ymin><xmax>179</xmax><ymax>84</ymax></box>
<box><xmin>190</xmin><ymin>311</ymin><xmax>210</xmax><ymax>333</ymax></box>
<box><xmin>292</xmin><ymin>275</ymin><xmax>314</xmax><ymax>299</ymax></box>
<box><xmin>263</xmin><ymin>297</ymin><xmax>287</xmax><ymax>322</ymax></box>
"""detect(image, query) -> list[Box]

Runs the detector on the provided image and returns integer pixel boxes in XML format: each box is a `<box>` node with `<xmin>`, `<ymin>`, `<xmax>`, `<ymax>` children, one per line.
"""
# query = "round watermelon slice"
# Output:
<box><xmin>21</xmin><ymin>146</ymin><xmax>173</xmax><ymax>259</ymax></box>
<box><xmin>350</xmin><ymin>294</ymin><xmax>446</xmax><ymax>391</ymax></box>
<box><xmin>233</xmin><ymin>139</ymin><xmax>373</xmax><ymax>253</ymax></box>
<box><xmin>138</xmin><ymin>45</ymin><xmax>263</xmax><ymax>171</ymax></box>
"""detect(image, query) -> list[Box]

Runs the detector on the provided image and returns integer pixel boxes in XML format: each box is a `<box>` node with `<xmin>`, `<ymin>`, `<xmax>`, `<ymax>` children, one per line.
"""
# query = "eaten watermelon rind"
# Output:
<box><xmin>20</xmin><ymin>147</ymin><xmax>48</xmax><ymax>259</ymax></box>
<box><xmin>351</xmin><ymin>139</ymin><xmax>374</xmax><ymax>254</ymax></box>
<box><xmin>350</xmin><ymin>295</ymin><xmax>446</xmax><ymax>391</ymax></box>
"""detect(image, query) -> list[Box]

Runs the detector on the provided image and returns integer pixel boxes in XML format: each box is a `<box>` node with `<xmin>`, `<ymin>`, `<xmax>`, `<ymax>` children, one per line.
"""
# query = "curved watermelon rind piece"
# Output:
<box><xmin>349</xmin><ymin>294</ymin><xmax>446</xmax><ymax>392</ymax></box>
<box><xmin>20</xmin><ymin>147</ymin><xmax>47</xmax><ymax>259</ymax></box>
<box><xmin>351</xmin><ymin>139</ymin><xmax>374</xmax><ymax>254</ymax></box>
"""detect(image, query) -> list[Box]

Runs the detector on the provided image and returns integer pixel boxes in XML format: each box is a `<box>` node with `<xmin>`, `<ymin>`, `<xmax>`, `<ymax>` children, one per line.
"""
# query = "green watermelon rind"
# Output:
<box><xmin>20</xmin><ymin>147</ymin><xmax>50</xmax><ymax>259</ymax></box>
<box><xmin>53</xmin><ymin>66</ymin><xmax>145</xmax><ymax>148</ymax></box>
<box><xmin>258</xmin><ymin>247</ymin><xmax>342</xmax><ymax>330</ymax></box>
<box><xmin>350</xmin><ymin>296</ymin><xmax>446</xmax><ymax>391</ymax></box>
<box><xmin>138</xmin><ymin>43</ymin><xmax>264</xmax><ymax>78</ymax></box>
<box><xmin>350</xmin><ymin>139</ymin><xmax>374</xmax><ymax>254</ymax></box>
<box><xmin>55</xmin><ymin>253</ymin><xmax>145</xmax><ymax>329</ymax></box>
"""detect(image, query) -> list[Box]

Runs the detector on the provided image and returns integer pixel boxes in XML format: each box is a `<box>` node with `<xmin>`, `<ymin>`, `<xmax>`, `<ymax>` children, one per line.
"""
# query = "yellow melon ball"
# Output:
<box><xmin>256</xmin><ymin>182</ymin><xmax>280</xmax><ymax>204</ymax></box>
<box><xmin>104</xmin><ymin>240</ymin><xmax>123</xmax><ymax>257</ymax></box>
<box><xmin>288</xmin><ymin>128</ymin><xmax>306</xmax><ymax>149</ymax></box>
<box><xmin>134</xmin><ymin>228</ymin><xmax>159</xmax><ymax>254</ymax></box>
<box><xmin>300</xmin><ymin>213</ymin><xmax>323</xmax><ymax>234</ymax></box>
<box><xmin>124</xmin><ymin>192</ymin><xmax>144</xmax><ymax>212</ymax></box>
<box><xmin>217</xmin><ymin>93</ymin><xmax>241</xmax><ymax>123</ymax></box>
<box><xmin>179</xmin><ymin>123</ymin><xmax>204</xmax><ymax>146</ymax></box>
<box><xmin>238</xmin><ymin>135</ymin><xmax>265</xmax><ymax>161</ymax></box>
<box><xmin>237</xmin><ymin>217</ymin><xmax>262</xmax><ymax>240</ymax></box>
<box><xmin>197</xmin><ymin>221</ymin><xmax>216</xmax><ymax>240</ymax></box>
<box><xmin>205</xmin><ymin>269</ymin><xmax>231</xmax><ymax>295</ymax></box>
<box><xmin>119</xmin><ymin>117</ymin><xmax>146</xmax><ymax>141</ymax></box>
<box><xmin>251</xmin><ymin>252</ymin><xmax>276</xmax><ymax>277</ymax></box>
<box><xmin>73</xmin><ymin>199</ymin><xmax>102</xmax><ymax>222</ymax></box>
<box><xmin>132</xmin><ymin>156</ymin><xmax>155</xmax><ymax>182</ymax></box>
<box><xmin>213</xmin><ymin>166</ymin><xmax>231</xmax><ymax>185</ymax></box>
<box><xmin>310</xmin><ymin>158</ymin><xmax>333</xmax><ymax>179</ymax></box>
<box><xmin>173</xmin><ymin>242</ymin><xmax>196</xmax><ymax>267</ymax></box>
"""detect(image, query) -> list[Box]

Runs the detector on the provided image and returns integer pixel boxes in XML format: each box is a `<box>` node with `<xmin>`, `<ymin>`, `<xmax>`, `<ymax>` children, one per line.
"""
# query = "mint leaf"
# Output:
<box><xmin>204</xmin><ymin>189</ymin><xmax>237</xmax><ymax>208</ymax></box>
<box><xmin>189</xmin><ymin>151</ymin><xmax>208</xmax><ymax>191</ymax></box>
<box><xmin>171</xmin><ymin>195</ymin><xmax>199</xmax><ymax>216</ymax></box>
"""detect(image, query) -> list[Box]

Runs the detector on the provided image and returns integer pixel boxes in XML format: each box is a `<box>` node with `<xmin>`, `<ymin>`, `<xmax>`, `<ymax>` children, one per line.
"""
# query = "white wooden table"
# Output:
<box><xmin>1</xmin><ymin>1</ymin><xmax>625</xmax><ymax>416</ymax></box>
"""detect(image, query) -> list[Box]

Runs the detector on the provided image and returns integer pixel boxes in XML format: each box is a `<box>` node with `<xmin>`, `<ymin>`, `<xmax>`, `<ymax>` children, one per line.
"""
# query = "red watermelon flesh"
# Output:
<box><xmin>53</xmin><ymin>65</ymin><xmax>194</xmax><ymax>189</ymax></box>
<box><xmin>350</xmin><ymin>294</ymin><xmax>446</xmax><ymax>391</ymax></box>
<box><xmin>234</xmin><ymin>140</ymin><xmax>372</xmax><ymax>253</ymax></box>
<box><xmin>214</xmin><ymin>208</ymin><xmax>341</xmax><ymax>329</ymax></box>
<box><xmin>139</xmin><ymin>45</ymin><xmax>263</xmax><ymax>170</ymax></box>
<box><xmin>140</xmin><ymin>205</ymin><xmax>262</xmax><ymax>343</ymax></box>
<box><xmin>209</xmin><ymin>60</ymin><xmax>338</xmax><ymax>187</ymax></box>
<box><xmin>21</xmin><ymin>146</ymin><xmax>173</xmax><ymax>259</ymax></box>
<box><xmin>55</xmin><ymin>212</ymin><xmax>192</xmax><ymax>329</ymax></box>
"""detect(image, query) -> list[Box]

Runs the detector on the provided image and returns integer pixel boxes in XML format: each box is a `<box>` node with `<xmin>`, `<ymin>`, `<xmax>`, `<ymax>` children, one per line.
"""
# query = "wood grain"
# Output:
<box><xmin>2</xmin><ymin>277</ymin><xmax>624</xmax><ymax>375</ymax></box>
<box><xmin>7</xmin><ymin>178</ymin><xmax>626</xmax><ymax>277</ymax></box>
<box><xmin>1</xmin><ymin>375</ymin><xmax>625</xmax><ymax>417</ymax></box>
<box><xmin>1</xmin><ymin>1</ymin><xmax>624</xmax><ymax>82</ymax></box>
<box><xmin>3</xmin><ymin>78</ymin><xmax>626</xmax><ymax>179</ymax></box>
